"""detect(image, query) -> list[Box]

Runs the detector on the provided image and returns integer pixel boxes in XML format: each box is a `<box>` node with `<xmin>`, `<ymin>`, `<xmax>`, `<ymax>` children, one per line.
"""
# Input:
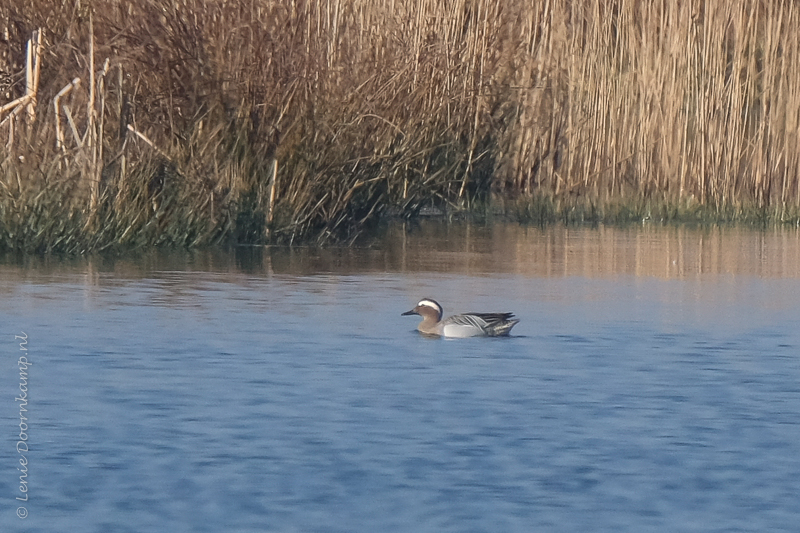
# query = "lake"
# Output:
<box><xmin>2</xmin><ymin>221</ymin><xmax>800</xmax><ymax>532</ymax></box>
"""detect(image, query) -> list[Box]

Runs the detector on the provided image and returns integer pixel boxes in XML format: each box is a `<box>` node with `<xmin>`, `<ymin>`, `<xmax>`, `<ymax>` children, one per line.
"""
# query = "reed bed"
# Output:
<box><xmin>1</xmin><ymin>0</ymin><xmax>799</xmax><ymax>252</ymax></box>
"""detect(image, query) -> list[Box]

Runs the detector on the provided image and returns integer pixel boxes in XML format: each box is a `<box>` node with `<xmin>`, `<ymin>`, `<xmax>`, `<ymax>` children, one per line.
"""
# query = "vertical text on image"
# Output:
<box><xmin>15</xmin><ymin>332</ymin><xmax>31</xmax><ymax>518</ymax></box>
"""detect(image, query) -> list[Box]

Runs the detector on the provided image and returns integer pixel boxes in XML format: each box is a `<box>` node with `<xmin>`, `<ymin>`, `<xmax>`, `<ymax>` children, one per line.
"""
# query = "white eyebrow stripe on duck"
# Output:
<box><xmin>417</xmin><ymin>299</ymin><xmax>441</xmax><ymax>311</ymax></box>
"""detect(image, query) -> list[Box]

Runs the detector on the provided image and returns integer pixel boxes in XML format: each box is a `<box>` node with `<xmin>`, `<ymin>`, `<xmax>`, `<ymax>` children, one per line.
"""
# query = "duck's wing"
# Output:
<box><xmin>444</xmin><ymin>312</ymin><xmax>515</xmax><ymax>328</ymax></box>
<box><xmin>462</xmin><ymin>312</ymin><xmax>516</xmax><ymax>326</ymax></box>
<box><xmin>443</xmin><ymin>313</ymin><xmax>486</xmax><ymax>329</ymax></box>
<box><xmin>441</xmin><ymin>312</ymin><xmax>519</xmax><ymax>337</ymax></box>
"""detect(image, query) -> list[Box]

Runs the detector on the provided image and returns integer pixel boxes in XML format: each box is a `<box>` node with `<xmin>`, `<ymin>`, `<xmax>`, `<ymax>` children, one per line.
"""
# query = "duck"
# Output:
<box><xmin>402</xmin><ymin>298</ymin><xmax>519</xmax><ymax>337</ymax></box>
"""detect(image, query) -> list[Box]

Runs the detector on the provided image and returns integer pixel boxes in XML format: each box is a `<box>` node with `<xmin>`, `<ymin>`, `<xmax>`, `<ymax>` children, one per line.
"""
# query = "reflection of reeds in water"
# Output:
<box><xmin>1</xmin><ymin>1</ymin><xmax>799</xmax><ymax>252</ymax></box>
<box><xmin>4</xmin><ymin>222</ymin><xmax>800</xmax><ymax>280</ymax></box>
<box><xmin>385</xmin><ymin>221</ymin><xmax>800</xmax><ymax>279</ymax></box>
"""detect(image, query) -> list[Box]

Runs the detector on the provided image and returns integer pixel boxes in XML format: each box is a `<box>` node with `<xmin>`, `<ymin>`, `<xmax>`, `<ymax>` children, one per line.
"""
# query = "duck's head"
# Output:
<box><xmin>402</xmin><ymin>298</ymin><xmax>444</xmax><ymax>322</ymax></box>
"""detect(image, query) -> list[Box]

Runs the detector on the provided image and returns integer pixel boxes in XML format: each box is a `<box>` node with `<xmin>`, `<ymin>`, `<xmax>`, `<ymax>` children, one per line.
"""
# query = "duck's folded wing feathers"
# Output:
<box><xmin>445</xmin><ymin>312</ymin><xmax>515</xmax><ymax>328</ymax></box>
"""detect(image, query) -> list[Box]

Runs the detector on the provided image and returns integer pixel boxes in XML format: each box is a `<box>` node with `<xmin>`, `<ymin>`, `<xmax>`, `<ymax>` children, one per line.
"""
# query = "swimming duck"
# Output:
<box><xmin>402</xmin><ymin>298</ymin><xmax>519</xmax><ymax>337</ymax></box>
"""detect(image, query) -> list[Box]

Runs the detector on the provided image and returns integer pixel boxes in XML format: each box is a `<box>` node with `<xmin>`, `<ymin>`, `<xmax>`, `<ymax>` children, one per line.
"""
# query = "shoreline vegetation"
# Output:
<box><xmin>1</xmin><ymin>0</ymin><xmax>799</xmax><ymax>253</ymax></box>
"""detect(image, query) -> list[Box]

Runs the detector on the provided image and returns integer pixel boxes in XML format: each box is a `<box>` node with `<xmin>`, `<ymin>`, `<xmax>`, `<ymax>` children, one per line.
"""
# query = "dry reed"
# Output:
<box><xmin>1</xmin><ymin>0</ymin><xmax>799</xmax><ymax>252</ymax></box>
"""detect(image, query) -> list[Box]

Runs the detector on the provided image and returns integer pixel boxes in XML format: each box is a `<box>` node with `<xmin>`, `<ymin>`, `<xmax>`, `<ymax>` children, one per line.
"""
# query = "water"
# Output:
<box><xmin>2</xmin><ymin>222</ymin><xmax>800</xmax><ymax>532</ymax></box>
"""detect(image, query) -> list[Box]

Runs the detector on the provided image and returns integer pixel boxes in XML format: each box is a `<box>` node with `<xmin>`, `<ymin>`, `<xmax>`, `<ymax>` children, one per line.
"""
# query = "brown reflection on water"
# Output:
<box><xmin>3</xmin><ymin>221</ymin><xmax>800</xmax><ymax>280</ymax></box>
<box><xmin>386</xmin><ymin>221</ymin><xmax>800</xmax><ymax>278</ymax></box>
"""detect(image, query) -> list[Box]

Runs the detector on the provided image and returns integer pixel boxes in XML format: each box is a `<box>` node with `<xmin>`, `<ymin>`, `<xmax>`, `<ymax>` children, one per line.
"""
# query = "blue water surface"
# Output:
<box><xmin>1</xmin><ymin>237</ymin><xmax>800</xmax><ymax>532</ymax></box>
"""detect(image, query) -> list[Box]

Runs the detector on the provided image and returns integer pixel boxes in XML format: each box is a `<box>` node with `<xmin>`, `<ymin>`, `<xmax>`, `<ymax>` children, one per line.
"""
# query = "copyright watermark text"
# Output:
<box><xmin>14</xmin><ymin>332</ymin><xmax>31</xmax><ymax>519</ymax></box>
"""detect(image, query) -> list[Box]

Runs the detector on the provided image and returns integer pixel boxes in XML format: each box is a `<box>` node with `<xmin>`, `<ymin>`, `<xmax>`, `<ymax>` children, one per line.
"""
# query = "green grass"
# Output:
<box><xmin>502</xmin><ymin>194</ymin><xmax>800</xmax><ymax>228</ymax></box>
